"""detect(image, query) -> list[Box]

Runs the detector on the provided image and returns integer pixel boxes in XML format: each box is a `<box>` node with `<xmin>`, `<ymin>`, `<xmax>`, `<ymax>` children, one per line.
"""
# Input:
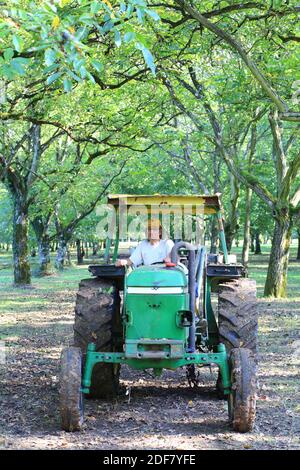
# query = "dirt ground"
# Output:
<box><xmin>1</xmin><ymin>283</ymin><xmax>299</xmax><ymax>451</ymax></box>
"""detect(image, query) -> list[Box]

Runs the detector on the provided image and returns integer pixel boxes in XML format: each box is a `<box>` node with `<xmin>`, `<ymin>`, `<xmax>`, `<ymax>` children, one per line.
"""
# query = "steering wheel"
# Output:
<box><xmin>150</xmin><ymin>261</ymin><xmax>165</xmax><ymax>265</ymax></box>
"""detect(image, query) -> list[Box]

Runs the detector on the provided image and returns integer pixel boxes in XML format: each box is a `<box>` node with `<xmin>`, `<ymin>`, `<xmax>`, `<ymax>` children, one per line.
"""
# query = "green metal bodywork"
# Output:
<box><xmin>125</xmin><ymin>266</ymin><xmax>189</xmax><ymax>358</ymax></box>
<box><xmin>82</xmin><ymin>196</ymin><xmax>233</xmax><ymax>397</ymax></box>
<box><xmin>127</xmin><ymin>265</ymin><xmax>187</xmax><ymax>287</ymax></box>
<box><xmin>82</xmin><ymin>342</ymin><xmax>230</xmax><ymax>394</ymax></box>
<box><xmin>82</xmin><ymin>264</ymin><xmax>231</xmax><ymax>396</ymax></box>
<box><xmin>125</xmin><ymin>293</ymin><xmax>188</xmax><ymax>340</ymax></box>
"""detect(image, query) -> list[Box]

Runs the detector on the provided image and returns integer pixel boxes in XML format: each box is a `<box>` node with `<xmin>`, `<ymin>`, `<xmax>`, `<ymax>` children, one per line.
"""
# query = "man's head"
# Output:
<box><xmin>147</xmin><ymin>218</ymin><xmax>162</xmax><ymax>241</ymax></box>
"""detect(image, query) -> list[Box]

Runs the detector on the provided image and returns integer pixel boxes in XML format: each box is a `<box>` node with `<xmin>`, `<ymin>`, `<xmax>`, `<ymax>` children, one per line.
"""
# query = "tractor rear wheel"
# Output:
<box><xmin>216</xmin><ymin>278</ymin><xmax>258</xmax><ymax>398</ymax></box>
<box><xmin>73</xmin><ymin>278</ymin><xmax>122</xmax><ymax>399</ymax></box>
<box><xmin>59</xmin><ymin>347</ymin><xmax>84</xmax><ymax>432</ymax></box>
<box><xmin>228</xmin><ymin>348</ymin><xmax>257</xmax><ymax>432</ymax></box>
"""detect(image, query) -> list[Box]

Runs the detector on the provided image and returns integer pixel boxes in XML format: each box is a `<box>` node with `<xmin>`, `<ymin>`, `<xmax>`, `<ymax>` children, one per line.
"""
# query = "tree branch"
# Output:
<box><xmin>170</xmin><ymin>66</ymin><xmax>275</xmax><ymax>208</ymax></box>
<box><xmin>55</xmin><ymin>159</ymin><xmax>129</xmax><ymax>237</ymax></box>
<box><xmin>175</xmin><ymin>0</ymin><xmax>290</xmax><ymax>114</ymax></box>
<box><xmin>269</xmin><ymin>110</ymin><xmax>287</xmax><ymax>193</ymax></box>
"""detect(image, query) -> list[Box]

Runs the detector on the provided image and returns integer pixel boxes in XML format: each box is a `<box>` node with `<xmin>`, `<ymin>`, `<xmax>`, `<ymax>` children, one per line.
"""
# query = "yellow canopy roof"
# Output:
<box><xmin>107</xmin><ymin>194</ymin><xmax>222</xmax><ymax>215</ymax></box>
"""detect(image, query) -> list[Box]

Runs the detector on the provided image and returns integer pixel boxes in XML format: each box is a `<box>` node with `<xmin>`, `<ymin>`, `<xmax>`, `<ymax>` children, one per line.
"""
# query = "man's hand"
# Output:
<box><xmin>115</xmin><ymin>259</ymin><xmax>133</xmax><ymax>267</ymax></box>
<box><xmin>115</xmin><ymin>259</ymin><xmax>127</xmax><ymax>267</ymax></box>
<box><xmin>164</xmin><ymin>256</ymin><xmax>171</xmax><ymax>263</ymax></box>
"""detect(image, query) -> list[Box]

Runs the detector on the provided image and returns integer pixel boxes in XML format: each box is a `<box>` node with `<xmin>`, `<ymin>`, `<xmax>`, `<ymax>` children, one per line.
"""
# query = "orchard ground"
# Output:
<box><xmin>0</xmin><ymin>245</ymin><xmax>299</xmax><ymax>450</ymax></box>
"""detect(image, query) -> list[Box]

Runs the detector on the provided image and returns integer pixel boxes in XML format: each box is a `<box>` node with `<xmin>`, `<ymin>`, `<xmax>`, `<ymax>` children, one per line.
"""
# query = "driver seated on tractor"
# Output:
<box><xmin>115</xmin><ymin>219</ymin><xmax>174</xmax><ymax>267</ymax></box>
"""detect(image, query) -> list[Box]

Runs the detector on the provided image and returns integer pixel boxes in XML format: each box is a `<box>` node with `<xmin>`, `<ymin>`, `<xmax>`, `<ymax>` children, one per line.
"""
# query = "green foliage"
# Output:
<box><xmin>0</xmin><ymin>0</ymin><xmax>160</xmax><ymax>88</ymax></box>
<box><xmin>1</xmin><ymin>1</ymin><xmax>300</xmax><ymax>295</ymax></box>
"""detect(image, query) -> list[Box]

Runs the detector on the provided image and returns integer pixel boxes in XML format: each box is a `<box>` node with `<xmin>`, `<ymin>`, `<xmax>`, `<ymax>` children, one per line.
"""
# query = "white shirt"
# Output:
<box><xmin>129</xmin><ymin>239</ymin><xmax>174</xmax><ymax>267</ymax></box>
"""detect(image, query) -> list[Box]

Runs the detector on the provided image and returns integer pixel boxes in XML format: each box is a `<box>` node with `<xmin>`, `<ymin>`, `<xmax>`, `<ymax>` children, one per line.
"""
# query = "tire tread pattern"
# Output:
<box><xmin>73</xmin><ymin>278</ymin><xmax>121</xmax><ymax>398</ymax></box>
<box><xmin>60</xmin><ymin>347</ymin><xmax>83</xmax><ymax>431</ymax></box>
<box><xmin>229</xmin><ymin>348</ymin><xmax>257</xmax><ymax>432</ymax></box>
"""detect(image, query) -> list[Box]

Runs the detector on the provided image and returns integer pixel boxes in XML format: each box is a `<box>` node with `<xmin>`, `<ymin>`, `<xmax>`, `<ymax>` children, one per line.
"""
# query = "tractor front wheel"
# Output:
<box><xmin>228</xmin><ymin>348</ymin><xmax>257</xmax><ymax>433</ymax></box>
<box><xmin>59</xmin><ymin>347</ymin><xmax>84</xmax><ymax>432</ymax></box>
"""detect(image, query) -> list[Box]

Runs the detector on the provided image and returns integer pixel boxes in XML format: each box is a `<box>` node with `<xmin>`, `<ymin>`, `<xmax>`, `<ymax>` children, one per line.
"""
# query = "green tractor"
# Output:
<box><xmin>59</xmin><ymin>194</ymin><xmax>258</xmax><ymax>433</ymax></box>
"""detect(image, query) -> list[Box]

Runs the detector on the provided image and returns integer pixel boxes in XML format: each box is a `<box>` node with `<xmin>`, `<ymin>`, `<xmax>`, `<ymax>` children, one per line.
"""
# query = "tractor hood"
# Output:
<box><xmin>127</xmin><ymin>265</ymin><xmax>187</xmax><ymax>288</ymax></box>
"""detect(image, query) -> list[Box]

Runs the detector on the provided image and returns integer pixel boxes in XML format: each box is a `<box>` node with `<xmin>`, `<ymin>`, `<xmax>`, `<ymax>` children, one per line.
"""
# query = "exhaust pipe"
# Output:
<box><xmin>171</xmin><ymin>242</ymin><xmax>197</xmax><ymax>353</ymax></box>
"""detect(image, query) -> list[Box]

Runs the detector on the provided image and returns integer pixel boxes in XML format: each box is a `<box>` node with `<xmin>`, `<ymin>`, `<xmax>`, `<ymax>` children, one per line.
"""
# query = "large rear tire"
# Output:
<box><xmin>73</xmin><ymin>278</ymin><xmax>122</xmax><ymax>399</ymax></box>
<box><xmin>217</xmin><ymin>278</ymin><xmax>258</xmax><ymax>398</ymax></box>
<box><xmin>59</xmin><ymin>347</ymin><xmax>84</xmax><ymax>432</ymax></box>
<box><xmin>228</xmin><ymin>348</ymin><xmax>257</xmax><ymax>433</ymax></box>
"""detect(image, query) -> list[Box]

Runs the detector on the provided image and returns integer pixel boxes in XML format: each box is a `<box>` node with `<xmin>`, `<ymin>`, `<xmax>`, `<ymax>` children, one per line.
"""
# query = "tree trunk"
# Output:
<box><xmin>264</xmin><ymin>215</ymin><xmax>292</xmax><ymax>297</ymax></box>
<box><xmin>250</xmin><ymin>232</ymin><xmax>255</xmax><ymax>252</ymax></box>
<box><xmin>254</xmin><ymin>231</ymin><xmax>262</xmax><ymax>254</ymax></box>
<box><xmin>37</xmin><ymin>235</ymin><xmax>51</xmax><ymax>275</ymax></box>
<box><xmin>92</xmin><ymin>242</ymin><xmax>99</xmax><ymax>256</ymax></box>
<box><xmin>210</xmin><ymin>217</ymin><xmax>218</xmax><ymax>254</ymax></box>
<box><xmin>242</xmin><ymin>187</ymin><xmax>252</xmax><ymax>275</ymax></box>
<box><xmin>12</xmin><ymin>196</ymin><xmax>31</xmax><ymax>286</ymax></box>
<box><xmin>224</xmin><ymin>174</ymin><xmax>240</xmax><ymax>253</ymax></box>
<box><xmin>31</xmin><ymin>217</ymin><xmax>52</xmax><ymax>276</ymax></box>
<box><xmin>296</xmin><ymin>230</ymin><xmax>300</xmax><ymax>260</ymax></box>
<box><xmin>55</xmin><ymin>235</ymin><xmax>68</xmax><ymax>270</ymax></box>
<box><xmin>211</xmin><ymin>149</ymin><xmax>222</xmax><ymax>251</ymax></box>
<box><xmin>66</xmin><ymin>247</ymin><xmax>72</xmax><ymax>266</ymax></box>
<box><xmin>76</xmin><ymin>239</ymin><xmax>84</xmax><ymax>265</ymax></box>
